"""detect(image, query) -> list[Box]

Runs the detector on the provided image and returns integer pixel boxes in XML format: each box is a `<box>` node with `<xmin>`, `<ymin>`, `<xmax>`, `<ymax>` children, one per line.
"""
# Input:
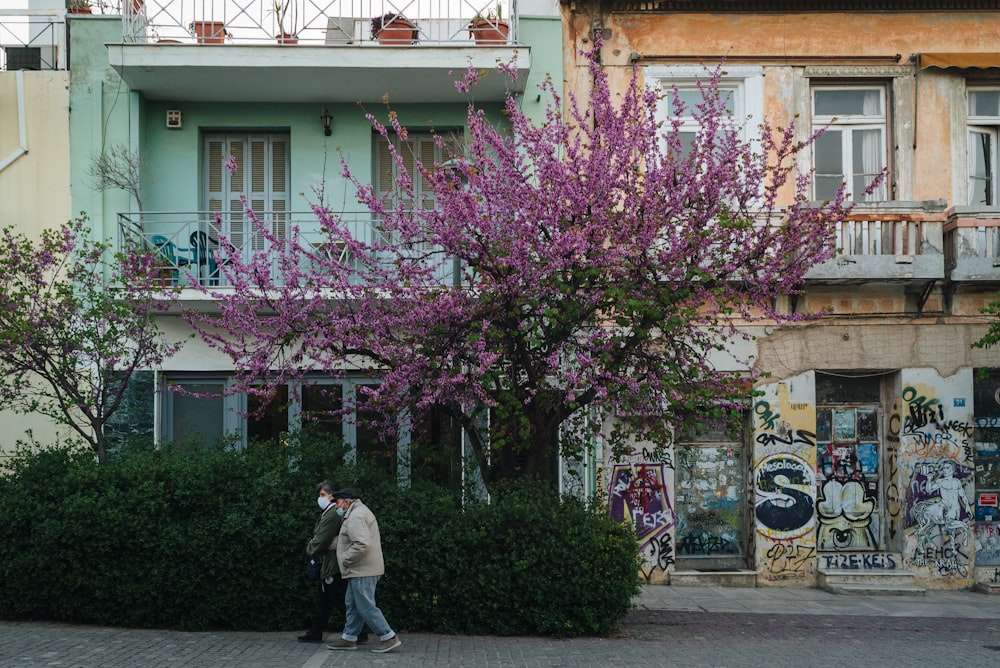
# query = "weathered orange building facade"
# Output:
<box><xmin>576</xmin><ymin>1</ymin><xmax>1000</xmax><ymax>592</ymax></box>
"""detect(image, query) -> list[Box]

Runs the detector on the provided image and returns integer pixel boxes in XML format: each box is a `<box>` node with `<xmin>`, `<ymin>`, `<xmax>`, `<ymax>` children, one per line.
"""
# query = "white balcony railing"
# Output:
<box><xmin>118</xmin><ymin>211</ymin><xmax>457</xmax><ymax>288</ymax></box>
<box><xmin>0</xmin><ymin>10</ymin><xmax>65</xmax><ymax>70</ymax></box>
<box><xmin>121</xmin><ymin>0</ymin><xmax>519</xmax><ymax>46</ymax></box>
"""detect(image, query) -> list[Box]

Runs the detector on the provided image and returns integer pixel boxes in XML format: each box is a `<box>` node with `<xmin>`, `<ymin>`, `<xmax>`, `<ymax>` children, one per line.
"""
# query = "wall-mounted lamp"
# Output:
<box><xmin>321</xmin><ymin>109</ymin><xmax>332</xmax><ymax>137</ymax></box>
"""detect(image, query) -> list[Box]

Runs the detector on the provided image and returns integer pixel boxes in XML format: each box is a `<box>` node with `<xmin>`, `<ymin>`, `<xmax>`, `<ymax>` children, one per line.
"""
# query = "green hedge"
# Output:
<box><xmin>0</xmin><ymin>435</ymin><xmax>640</xmax><ymax>637</ymax></box>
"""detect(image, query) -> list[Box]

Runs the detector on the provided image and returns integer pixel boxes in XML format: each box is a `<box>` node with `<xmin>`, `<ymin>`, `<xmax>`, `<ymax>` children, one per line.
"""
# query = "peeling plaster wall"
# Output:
<box><xmin>756</xmin><ymin>323</ymin><xmax>995</xmax><ymax>383</ymax></box>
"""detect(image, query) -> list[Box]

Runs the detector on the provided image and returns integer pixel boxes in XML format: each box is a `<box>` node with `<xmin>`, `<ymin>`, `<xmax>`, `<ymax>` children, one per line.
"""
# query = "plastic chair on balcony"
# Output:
<box><xmin>150</xmin><ymin>234</ymin><xmax>191</xmax><ymax>285</ymax></box>
<box><xmin>190</xmin><ymin>230</ymin><xmax>235</xmax><ymax>286</ymax></box>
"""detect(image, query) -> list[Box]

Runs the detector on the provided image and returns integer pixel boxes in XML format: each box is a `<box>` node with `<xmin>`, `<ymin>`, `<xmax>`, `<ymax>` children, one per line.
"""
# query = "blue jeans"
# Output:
<box><xmin>342</xmin><ymin>575</ymin><xmax>395</xmax><ymax>641</ymax></box>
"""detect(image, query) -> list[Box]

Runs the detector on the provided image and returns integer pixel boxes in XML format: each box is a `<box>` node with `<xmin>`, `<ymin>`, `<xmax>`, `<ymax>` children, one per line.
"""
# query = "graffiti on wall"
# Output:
<box><xmin>675</xmin><ymin>446</ymin><xmax>743</xmax><ymax>556</ymax></box>
<box><xmin>816</xmin><ymin>479</ymin><xmax>877</xmax><ymax>550</ymax></box>
<box><xmin>975</xmin><ymin>522</ymin><xmax>1000</xmax><ymax>566</ymax></box>
<box><xmin>608</xmin><ymin>462</ymin><xmax>674</xmax><ymax>580</ymax></box>
<box><xmin>814</xmin><ymin>407</ymin><xmax>881</xmax><ymax>551</ymax></box>
<box><xmin>753</xmin><ymin>391</ymin><xmax>817</xmax><ymax>580</ymax></box>
<box><xmin>886</xmin><ymin>403</ymin><xmax>902</xmax><ymax>544</ymax></box>
<box><xmin>755</xmin><ymin>452</ymin><xmax>815</xmax><ymax>539</ymax></box>
<box><xmin>901</xmin><ymin>385</ymin><xmax>974</xmax><ymax>577</ymax></box>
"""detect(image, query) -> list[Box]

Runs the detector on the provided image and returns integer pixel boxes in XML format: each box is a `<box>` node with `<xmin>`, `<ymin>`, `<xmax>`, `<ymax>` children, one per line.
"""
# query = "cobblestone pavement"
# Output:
<box><xmin>2</xmin><ymin>587</ymin><xmax>999</xmax><ymax>668</ymax></box>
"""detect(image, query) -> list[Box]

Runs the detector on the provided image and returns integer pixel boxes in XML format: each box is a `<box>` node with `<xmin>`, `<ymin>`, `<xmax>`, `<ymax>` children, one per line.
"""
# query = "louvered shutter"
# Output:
<box><xmin>271</xmin><ymin>137</ymin><xmax>289</xmax><ymax>242</ymax></box>
<box><xmin>228</xmin><ymin>137</ymin><xmax>247</xmax><ymax>249</ymax></box>
<box><xmin>206</xmin><ymin>137</ymin><xmax>226</xmax><ymax>230</ymax></box>
<box><xmin>204</xmin><ymin>133</ymin><xmax>290</xmax><ymax>257</ymax></box>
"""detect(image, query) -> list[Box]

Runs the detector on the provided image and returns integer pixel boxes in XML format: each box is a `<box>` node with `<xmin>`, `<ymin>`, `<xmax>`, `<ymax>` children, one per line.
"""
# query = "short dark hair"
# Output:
<box><xmin>316</xmin><ymin>480</ymin><xmax>338</xmax><ymax>496</ymax></box>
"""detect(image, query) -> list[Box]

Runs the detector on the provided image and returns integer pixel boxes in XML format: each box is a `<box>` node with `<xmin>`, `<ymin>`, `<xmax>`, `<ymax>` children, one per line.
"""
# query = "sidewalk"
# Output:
<box><xmin>635</xmin><ymin>582</ymin><xmax>1000</xmax><ymax>618</ymax></box>
<box><xmin>2</xmin><ymin>585</ymin><xmax>999</xmax><ymax>668</ymax></box>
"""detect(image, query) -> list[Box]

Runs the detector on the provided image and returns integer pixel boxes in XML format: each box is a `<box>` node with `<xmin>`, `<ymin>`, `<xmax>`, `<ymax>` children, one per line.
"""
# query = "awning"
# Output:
<box><xmin>918</xmin><ymin>53</ymin><xmax>1000</xmax><ymax>69</ymax></box>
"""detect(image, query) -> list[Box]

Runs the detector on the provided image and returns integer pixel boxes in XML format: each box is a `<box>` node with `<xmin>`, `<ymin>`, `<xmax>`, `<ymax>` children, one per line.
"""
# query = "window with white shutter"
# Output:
<box><xmin>204</xmin><ymin>133</ymin><xmax>290</xmax><ymax>264</ymax></box>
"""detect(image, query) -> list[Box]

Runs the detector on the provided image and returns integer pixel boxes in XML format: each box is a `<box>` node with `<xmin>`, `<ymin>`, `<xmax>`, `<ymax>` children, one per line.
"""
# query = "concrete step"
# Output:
<box><xmin>818</xmin><ymin>558</ymin><xmax>926</xmax><ymax>595</ymax></box>
<box><xmin>974</xmin><ymin>581</ymin><xmax>1000</xmax><ymax>595</ymax></box>
<box><xmin>669</xmin><ymin>570</ymin><xmax>757</xmax><ymax>587</ymax></box>
<box><xmin>817</xmin><ymin>569</ymin><xmax>920</xmax><ymax>587</ymax></box>
<box><xmin>823</xmin><ymin>582</ymin><xmax>927</xmax><ymax>596</ymax></box>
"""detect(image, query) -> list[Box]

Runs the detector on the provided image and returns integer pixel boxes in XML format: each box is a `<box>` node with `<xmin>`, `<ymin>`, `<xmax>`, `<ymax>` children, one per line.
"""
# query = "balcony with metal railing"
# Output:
<box><xmin>0</xmin><ymin>9</ymin><xmax>64</xmax><ymax>71</ymax></box>
<box><xmin>944</xmin><ymin>206</ymin><xmax>1000</xmax><ymax>283</ymax></box>
<box><xmin>105</xmin><ymin>0</ymin><xmax>531</xmax><ymax>103</ymax></box>
<box><xmin>117</xmin><ymin>210</ymin><xmax>457</xmax><ymax>294</ymax></box>
<box><xmin>804</xmin><ymin>200</ymin><xmax>947</xmax><ymax>285</ymax></box>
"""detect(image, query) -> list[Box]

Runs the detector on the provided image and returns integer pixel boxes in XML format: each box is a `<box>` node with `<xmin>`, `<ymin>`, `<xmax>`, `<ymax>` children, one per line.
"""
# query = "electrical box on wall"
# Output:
<box><xmin>166</xmin><ymin>109</ymin><xmax>182</xmax><ymax>129</ymax></box>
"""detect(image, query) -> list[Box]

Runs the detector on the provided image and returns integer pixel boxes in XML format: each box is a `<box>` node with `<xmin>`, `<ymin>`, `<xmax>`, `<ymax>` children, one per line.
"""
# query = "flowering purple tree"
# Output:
<box><xmin>0</xmin><ymin>218</ymin><xmax>179</xmax><ymax>463</ymax></box>
<box><xmin>164</xmin><ymin>45</ymin><xmax>856</xmax><ymax>489</ymax></box>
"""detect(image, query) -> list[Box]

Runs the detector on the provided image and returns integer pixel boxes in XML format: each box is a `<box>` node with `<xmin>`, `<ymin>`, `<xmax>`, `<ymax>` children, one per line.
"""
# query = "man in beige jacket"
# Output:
<box><xmin>325</xmin><ymin>489</ymin><xmax>402</xmax><ymax>654</ymax></box>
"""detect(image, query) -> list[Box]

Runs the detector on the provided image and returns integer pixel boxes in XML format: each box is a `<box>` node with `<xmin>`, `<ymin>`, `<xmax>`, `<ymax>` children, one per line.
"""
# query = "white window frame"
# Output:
<box><xmin>647</xmin><ymin>65</ymin><xmax>765</xmax><ymax>148</ymax></box>
<box><xmin>811</xmin><ymin>85</ymin><xmax>888</xmax><ymax>202</ymax></box>
<box><xmin>967</xmin><ymin>88</ymin><xmax>1000</xmax><ymax>206</ymax></box>
<box><xmin>160</xmin><ymin>374</ymin><xmax>406</xmax><ymax>478</ymax></box>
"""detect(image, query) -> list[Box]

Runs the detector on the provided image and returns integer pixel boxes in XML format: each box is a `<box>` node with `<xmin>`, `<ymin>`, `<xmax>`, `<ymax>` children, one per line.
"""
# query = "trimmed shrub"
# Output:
<box><xmin>0</xmin><ymin>437</ymin><xmax>640</xmax><ymax>636</ymax></box>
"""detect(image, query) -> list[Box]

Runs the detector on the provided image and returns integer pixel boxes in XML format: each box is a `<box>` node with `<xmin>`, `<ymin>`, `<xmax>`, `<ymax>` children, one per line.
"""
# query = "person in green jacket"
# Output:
<box><xmin>297</xmin><ymin>481</ymin><xmax>369</xmax><ymax>644</ymax></box>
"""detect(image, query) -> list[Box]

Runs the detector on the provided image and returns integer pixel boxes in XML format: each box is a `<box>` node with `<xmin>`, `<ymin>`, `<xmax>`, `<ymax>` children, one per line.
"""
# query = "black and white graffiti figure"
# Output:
<box><xmin>816</xmin><ymin>479</ymin><xmax>877</xmax><ymax>550</ymax></box>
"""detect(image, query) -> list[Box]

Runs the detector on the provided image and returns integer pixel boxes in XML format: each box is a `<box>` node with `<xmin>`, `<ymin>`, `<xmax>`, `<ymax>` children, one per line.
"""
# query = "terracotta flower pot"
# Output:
<box><xmin>469</xmin><ymin>19</ymin><xmax>509</xmax><ymax>45</ymax></box>
<box><xmin>276</xmin><ymin>33</ymin><xmax>298</xmax><ymax>45</ymax></box>
<box><xmin>376</xmin><ymin>18</ymin><xmax>417</xmax><ymax>45</ymax></box>
<box><xmin>192</xmin><ymin>21</ymin><xmax>228</xmax><ymax>44</ymax></box>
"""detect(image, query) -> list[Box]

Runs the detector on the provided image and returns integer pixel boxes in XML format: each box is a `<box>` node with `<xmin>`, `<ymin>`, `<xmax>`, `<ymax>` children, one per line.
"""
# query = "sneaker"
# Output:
<box><xmin>370</xmin><ymin>635</ymin><xmax>402</xmax><ymax>654</ymax></box>
<box><xmin>297</xmin><ymin>633</ymin><xmax>322</xmax><ymax>643</ymax></box>
<box><xmin>326</xmin><ymin>638</ymin><xmax>357</xmax><ymax>651</ymax></box>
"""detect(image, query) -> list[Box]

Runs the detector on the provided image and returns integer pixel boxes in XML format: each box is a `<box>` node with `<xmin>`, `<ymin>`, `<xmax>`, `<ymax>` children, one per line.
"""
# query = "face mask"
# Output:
<box><xmin>317</xmin><ymin>497</ymin><xmax>331</xmax><ymax>510</ymax></box>
<box><xmin>335</xmin><ymin>507</ymin><xmax>345</xmax><ymax>517</ymax></box>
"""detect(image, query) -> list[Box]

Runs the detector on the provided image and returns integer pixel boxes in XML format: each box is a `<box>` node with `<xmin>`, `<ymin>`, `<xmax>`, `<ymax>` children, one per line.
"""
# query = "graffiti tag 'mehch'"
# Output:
<box><xmin>609</xmin><ymin>463</ymin><xmax>674</xmax><ymax>577</ymax></box>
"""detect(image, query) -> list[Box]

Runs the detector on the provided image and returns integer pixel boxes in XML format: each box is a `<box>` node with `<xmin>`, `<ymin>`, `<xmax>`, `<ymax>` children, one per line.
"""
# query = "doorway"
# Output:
<box><xmin>815</xmin><ymin>373</ymin><xmax>884</xmax><ymax>551</ymax></box>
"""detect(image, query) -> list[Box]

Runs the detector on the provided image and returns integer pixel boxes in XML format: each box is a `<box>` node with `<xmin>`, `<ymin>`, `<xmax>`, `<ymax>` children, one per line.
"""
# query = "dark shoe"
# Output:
<box><xmin>326</xmin><ymin>637</ymin><xmax>357</xmax><ymax>651</ymax></box>
<box><xmin>370</xmin><ymin>635</ymin><xmax>402</xmax><ymax>653</ymax></box>
<box><xmin>297</xmin><ymin>633</ymin><xmax>322</xmax><ymax>643</ymax></box>
<box><xmin>357</xmin><ymin>635</ymin><xmax>370</xmax><ymax>645</ymax></box>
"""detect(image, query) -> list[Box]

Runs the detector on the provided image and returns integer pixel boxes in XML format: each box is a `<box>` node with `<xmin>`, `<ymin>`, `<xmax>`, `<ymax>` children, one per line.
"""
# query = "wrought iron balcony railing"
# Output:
<box><xmin>120</xmin><ymin>0</ymin><xmax>519</xmax><ymax>46</ymax></box>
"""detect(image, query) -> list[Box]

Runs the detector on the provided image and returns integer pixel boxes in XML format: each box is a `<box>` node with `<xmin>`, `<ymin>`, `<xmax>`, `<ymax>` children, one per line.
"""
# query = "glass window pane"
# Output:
<box><xmin>679</xmin><ymin>131</ymin><xmax>696</xmax><ymax>157</ymax></box>
<box><xmin>672</xmin><ymin>88</ymin><xmax>735</xmax><ymax>117</ymax></box>
<box><xmin>815</xmin><ymin>89</ymin><xmax>882</xmax><ymax>116</ymax></box>
<box><xmin>857</xmin><ymin>409</ymin><xmax>878</xmax><ymax>441</ymax></box>
<box><xmin>815</xmin><ymin>130</ymin><xmax>843</xmax><ymax>174</ymax></box>
<box><xmin>302</xmin><ymin>384</ymin><xmax>343</xmax><ymax>439</ymax></box>
<box><xmin>971</xmin><ymin>91</ymin><xmax>1000</xmax><ymax>117</ymax></box>
<box><xmin>247</xmin><ymin>385</ymin><xmax>289</xmax><ymax>444</ymax></box>
<box><xmin>355</xmin><ymin>384</ymin><xmax>395</xmax><ymax>475</ymax></box>
<box><xmin>816</xmin><ymin>176</ymin><xmax>843</xmax><ymax>202</ymax></box>
<box><xmin>970</xmin><ymin>130</ymin><xmax>994</xmax><ymax>206</ymax></box>
<box><xmin>852</xmin><ymin>129</ymin><xmax>884</xmax><ymax>174</ymax></box>
<box><xmin>171</xmin><ymin>383</ymin><xmax>225</xmax><ymax>444</ymax></box>
<box><xmin>833</xmin><ymin>409</ymin><xmax>856</xmax><ymax>440</ymax></box>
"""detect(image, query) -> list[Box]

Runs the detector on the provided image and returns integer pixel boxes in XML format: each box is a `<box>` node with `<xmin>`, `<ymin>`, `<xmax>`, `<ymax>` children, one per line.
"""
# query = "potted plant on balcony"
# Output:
<box><xmin>468</xmin><ymin>4</ymin><xmax>509</xmax><ymax>45</ymax></box>
<box><xmin>270</xmin><ymin>0</ymin><xmax>299</xmax><ymax>44</ymax></box>
<box><xmin>190</xmin><ymin>20</ymin><xmax>230</xmax><ymax>44</ymax></box>
<box><xmin>371</xmin><ymin>13</ymin><xmax>418</xmax><ymax>45</ymax></box>
<box><xmin>67</xmin><ymin>0</ymin><xmax>92</xmax><ymax>15</ymax></box>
